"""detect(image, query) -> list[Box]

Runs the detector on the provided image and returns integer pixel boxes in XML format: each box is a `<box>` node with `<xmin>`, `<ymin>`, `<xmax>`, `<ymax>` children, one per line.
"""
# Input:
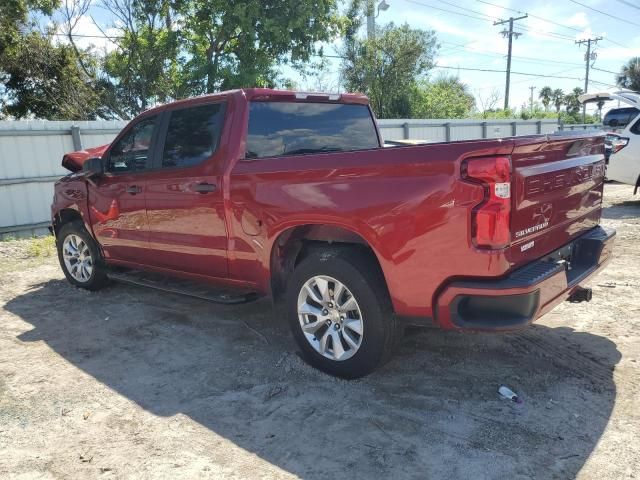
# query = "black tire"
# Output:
<box><xmin>286</xmin><ymin>246</ymin><xmax>398</xmax><ymax>378</ymax></box>
<box><xmin>56</xmin><ymin>220</ymin><xmax>108</xmax><ymax>291</ymax></box>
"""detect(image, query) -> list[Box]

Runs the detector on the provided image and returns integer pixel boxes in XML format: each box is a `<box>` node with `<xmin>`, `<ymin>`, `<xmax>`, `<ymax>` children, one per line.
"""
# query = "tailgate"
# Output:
<box><xmin>508</xmin><ymin>133</ymin><xmax>606</xmax><ymax>266</ymax></box>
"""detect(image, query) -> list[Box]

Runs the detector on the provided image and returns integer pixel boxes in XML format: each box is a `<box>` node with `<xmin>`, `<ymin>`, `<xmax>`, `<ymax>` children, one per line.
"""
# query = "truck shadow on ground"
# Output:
<box><xmin>602</xmin><ymin>199</ymin><xmax>640</xmax><ymax>220</ymax></box>
<box><xmin>7</xmin><ymin>279</ymin><xmax>620</xmax><ymax>479</ymax></box>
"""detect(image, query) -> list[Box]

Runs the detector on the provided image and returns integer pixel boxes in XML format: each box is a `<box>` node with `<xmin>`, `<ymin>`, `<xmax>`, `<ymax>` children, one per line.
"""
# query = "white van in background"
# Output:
<box><xmin>580</xmin><ymin>90</ymin><xmax>640</xmax><ymax>193</ymax></box>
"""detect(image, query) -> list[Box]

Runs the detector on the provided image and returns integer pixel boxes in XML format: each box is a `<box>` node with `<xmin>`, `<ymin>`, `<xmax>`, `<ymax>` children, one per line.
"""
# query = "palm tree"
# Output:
<box><xmin>565</xmin><ymin>87</ymin><xmax>584</xmax><ymax>115</ymax></box>
<box><xmin>539</xmin><ymin>86</ymin><xmax>553</xmax><ymax>111</ymax></box>
<box><xmin>617</xmin><ymin>57</ymin><xmax>640</xmax><ymax>92</ymax></box>
<box><xmin>552</xmin><ymin>89</ymin><xmax>564</xmax><ymax>117</ymax></box>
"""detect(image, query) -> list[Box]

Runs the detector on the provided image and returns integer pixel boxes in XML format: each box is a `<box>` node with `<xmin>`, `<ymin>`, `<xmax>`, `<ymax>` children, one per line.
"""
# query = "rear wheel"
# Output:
<box><xmin>286</xmin><ymin>247</ymin><xmax>398</xmax><ymax>378</ymax></box>
<box><xmin>57</xmin><ymin>221</ymin><xmax>108</xmax><ymax>291</ymax></box>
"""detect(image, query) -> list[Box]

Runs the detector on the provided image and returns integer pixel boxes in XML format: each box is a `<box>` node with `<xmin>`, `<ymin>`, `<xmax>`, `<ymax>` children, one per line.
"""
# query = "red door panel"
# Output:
<box><xmin>145</xmin><ymin>173</ymin><xmax>228</xmax><ymax>277</ymax></box>
<box><xmin>142</xmin><ymin>101</ymin><xmax>229</xmax><ymax>278</ymax></box>
<box><xmin>88</xmin><ymin>175</ymin><xmax>149</xmax><ymax>263</ymax></box>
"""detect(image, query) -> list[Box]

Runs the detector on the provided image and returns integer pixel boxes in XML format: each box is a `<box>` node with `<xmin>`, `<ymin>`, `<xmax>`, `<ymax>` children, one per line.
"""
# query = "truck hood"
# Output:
<box><xmin>62</xmin><ymin>144</ymin><xmax>109</xmax><ymax>172</ymax></box>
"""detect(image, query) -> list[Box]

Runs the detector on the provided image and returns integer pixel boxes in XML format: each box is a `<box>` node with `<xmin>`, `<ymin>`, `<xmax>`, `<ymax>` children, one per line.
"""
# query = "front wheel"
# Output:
<box><xmin>57</xmin><ymin>221</ymin><xmax>108</xmax><ymax>291</ymax></box>
<box><xmin>286</xmin><ymin>247</ymin><xmax>398</xmax><ymax>378</ymax></box>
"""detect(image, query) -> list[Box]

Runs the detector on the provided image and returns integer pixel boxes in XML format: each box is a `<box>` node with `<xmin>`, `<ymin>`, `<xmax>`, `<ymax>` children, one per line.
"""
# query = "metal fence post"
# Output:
<box><xmin>70</xmin><ymin>125</ymin><xmax>83</xmax><ymax>151</ymax></box>
<box><xmin>481</xmin><ymin>122</ymin><xmax>487</xmax><ymax>138</ymax></box>
<box><xmin>536</xmin><ymin>121</ymin><xmax>542</xmax><ymax>134</ymax></box>
<box><xmin>511</xmin><ymin>122</ymin><xmax>517</xmax><ymax>136</ymax></box>
<box><xmin>444</xmin><ymin>122</ymin><xmax>451</xmax><ymax>142</ymax></box>
<box><xmin>403</xmin><ymin>122</ymin><xmax>410</xmax><ymax>140</ymax></box>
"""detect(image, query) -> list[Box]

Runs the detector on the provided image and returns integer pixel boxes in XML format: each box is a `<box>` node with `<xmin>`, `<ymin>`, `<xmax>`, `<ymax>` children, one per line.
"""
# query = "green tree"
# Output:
<box><xmin>412</xmin><ymin>76</ymin><xmax>474</xmax><ymax>118</ymax></box>
<box><xmin>341</xmin><ymin>21</ymin><xmax>437</xmax><ymax>118</ymax></box>
<box><xmin>616</xmin><ymin>57</ymin><xmax>640</xmax><ymax>92</ymax></box>
<box><xmin>538</xmin><ymin>86</ymin><xmax>553</xmax><ymax>111</ymax></box>
<box><xmin>0</xmin><ymin>0</ymin><xmax>59</xmax><ymax>56</ymax></box>
<box><xmin>552</xmin><ymin>88</ymin><xmax>564</xmax><ymax>116</ymax></box>
<box><xmin>1</xmin><ymin>33</ymin><xmax>104</xmax><ymax>119</ymax></box>
<box><xmin>101</xmin><ymin>0</ymin><xmax>181</xmax><ymax>117</ymax></box>
<box><xmin>179</xmin><ymin>0</ymin><xmax>341</xmax><ymax>94</ymax></box>
<box><xmin>564</xmin><ymin>87</ymin><xmax>584</xmax><ymax>115</ymax></box>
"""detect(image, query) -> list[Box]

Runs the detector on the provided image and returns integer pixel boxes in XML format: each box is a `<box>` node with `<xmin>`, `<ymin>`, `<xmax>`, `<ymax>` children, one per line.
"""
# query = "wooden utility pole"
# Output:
<box><xmin>494</xmin><ymin>15</ymin><xmax>528</xmax><ymax>110</ymax></box>
<box><xmin>576</xmin><ymin>36</ymin><xmax>602</xmax><ymax>123</ymax></box>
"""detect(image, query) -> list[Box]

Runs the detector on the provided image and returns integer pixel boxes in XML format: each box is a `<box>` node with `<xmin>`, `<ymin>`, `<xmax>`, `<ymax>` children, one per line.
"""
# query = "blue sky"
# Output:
<box><xmin>53</xmin><ymin>0</ymin><xmax>640</xmax><ymax>116</ymax></box>
<box><xmin>303</xmin><ymin>0</ymin><xmax>640</xmax><ymax>115</ymax></box>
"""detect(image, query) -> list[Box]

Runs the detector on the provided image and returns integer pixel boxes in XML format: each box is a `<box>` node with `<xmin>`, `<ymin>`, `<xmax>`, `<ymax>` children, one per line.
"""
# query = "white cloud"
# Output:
<box><xmin>567</xmin><ymin>12</ymin><xmax>589</xmax><ymax>28</ymax></box>
<box><xmin>53</xmin><ymin>15</ymin><xmax>119</xmax><ymax>53</ymax></box>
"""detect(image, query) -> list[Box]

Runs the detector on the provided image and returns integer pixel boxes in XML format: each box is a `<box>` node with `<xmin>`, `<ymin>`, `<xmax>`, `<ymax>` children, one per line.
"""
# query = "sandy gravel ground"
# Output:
<box><xmin>0</xmin><ymin>183</ymin><xmax>638</xmax><ymax>480</ymax></box>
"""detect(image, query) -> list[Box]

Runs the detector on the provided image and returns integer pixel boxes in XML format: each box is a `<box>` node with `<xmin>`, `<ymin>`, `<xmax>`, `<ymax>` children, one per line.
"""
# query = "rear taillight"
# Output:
<box><xmin>462</xmin><ymin>156</ymin><xmax>512</xmax><ymax>249</ymax></box>
<box><xmin>605</xmin><ymin>134</ymin><xmax>629</xmax><ymax>154</ymax></box>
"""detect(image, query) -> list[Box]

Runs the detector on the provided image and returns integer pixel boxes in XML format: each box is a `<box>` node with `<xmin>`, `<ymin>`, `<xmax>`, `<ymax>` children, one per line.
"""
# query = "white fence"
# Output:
<box><xmin>0</xmin><ymin>120</ymin><xmax>127</xmax><ymax>237</ymax></box>
<box><xmin>0</xmin><ymin>118</ymin><xmax>601</xmax><ymax>237</ymax></box>
<box><xmin>378</xmin><ymin>118</ymin><xmax>564</xmax><ymax>141</ymax></box>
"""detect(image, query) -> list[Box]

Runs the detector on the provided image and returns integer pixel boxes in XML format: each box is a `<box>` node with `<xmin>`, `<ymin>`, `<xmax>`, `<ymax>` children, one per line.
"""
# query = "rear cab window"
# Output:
<box><xmin>245</xmin><ymin>102</ymin><xmax>379</xmax><ymax>159</ymax></box>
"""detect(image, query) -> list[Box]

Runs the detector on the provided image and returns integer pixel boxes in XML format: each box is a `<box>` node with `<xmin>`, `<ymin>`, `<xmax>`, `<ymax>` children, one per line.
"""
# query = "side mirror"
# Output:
<box><xmin>83</xmin><ymin>157</ymin><xmax>104</xmax><ymax>176</ymax></box>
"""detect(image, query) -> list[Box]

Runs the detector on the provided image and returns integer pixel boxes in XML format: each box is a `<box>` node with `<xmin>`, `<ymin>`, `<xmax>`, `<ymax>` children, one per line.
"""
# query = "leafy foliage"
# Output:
<box><xmin>1</xmin><ymin>0</ymin><xmax>342</xmax><ymax>119</ymax></box>
<box><xmin>564</xmin><ymin>87</ymin><xmax>584</xmax><ymax>115</ymax></box>
<box><xmin>617</xmin><ymin>57</ymin><xmax>640</xmax><ymax>92</ymax></box>
<box><xmin>341</xmin><ymin>20</ymin><xmax>438</xmax><ymax>118</ymax></box>
<box><xmin>411</xmin><ymin>76</ymin><xmax>474</xmax><ymax>118</ymax></box>
<box><xmin>552</xmin><ymin>88</ymin><xmax>564</xmax><ymax>114</ymax></box>
<box><xmin>101</xmin><ymin>0</ymin><xmax>181</xmax><ymax>117</ymax></box>
<box><xmin>538</xmin><ymin>86</ymin><xmax>553</xmax><ymax>111</ymax></box>
<box><xmin>180</xmin><ymin>0</ymin><xmax>341</xmax><ymax>94</ymax></box>
<box><xmin>1</xmin><ymin>33</ymin><xmax>104</xmax><ymax>119</ymax></box>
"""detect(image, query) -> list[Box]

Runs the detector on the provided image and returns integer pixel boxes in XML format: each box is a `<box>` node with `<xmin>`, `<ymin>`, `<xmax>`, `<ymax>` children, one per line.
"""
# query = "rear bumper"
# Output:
<box><xmin>435</xmin><ymin>225</ymin><xmax>616</xmax><ymax>331</ymax></box>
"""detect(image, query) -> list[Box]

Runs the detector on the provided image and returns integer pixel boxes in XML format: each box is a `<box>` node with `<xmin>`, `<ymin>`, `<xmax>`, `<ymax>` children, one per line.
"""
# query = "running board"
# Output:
<box><xmin>107</xmin><ymin>269</ymin><xmax>260</xmax><ymax>304</ymax></box>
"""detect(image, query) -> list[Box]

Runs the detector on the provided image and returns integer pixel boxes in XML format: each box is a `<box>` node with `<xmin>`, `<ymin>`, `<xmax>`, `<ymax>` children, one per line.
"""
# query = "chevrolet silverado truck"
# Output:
<box><xmin>52</xmin><ymin>88</ymin><xmax>615</xmax><ymax>378</ymax></box>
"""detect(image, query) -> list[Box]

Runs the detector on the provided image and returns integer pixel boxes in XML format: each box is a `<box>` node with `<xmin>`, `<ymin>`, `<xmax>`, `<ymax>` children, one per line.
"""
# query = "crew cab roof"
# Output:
<box><xmin>142</xmin><ymin>89</ymin><xmax>370</xmax><ymax>117</ymax></box>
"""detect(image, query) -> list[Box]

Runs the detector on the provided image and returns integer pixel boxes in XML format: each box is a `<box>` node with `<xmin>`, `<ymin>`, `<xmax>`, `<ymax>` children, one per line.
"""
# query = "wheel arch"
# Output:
<box><xmin>269</xmin><ymin>223</ymin><xmax>392</xmax><ymax>309</ymax></box>
<box><xmin>52</xmin><ymin>207</ymin><xmax>84</xmax><ymax>236</ymax></box>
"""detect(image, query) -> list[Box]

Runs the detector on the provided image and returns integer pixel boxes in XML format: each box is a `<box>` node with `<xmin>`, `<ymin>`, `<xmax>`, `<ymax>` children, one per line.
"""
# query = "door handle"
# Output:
<box><xmin>193</xmin><ymin>182</ymin><xmax>216</xmax><ymax>194</ymax></box>
<box><xmin>126</xmin><ymin>185</ymin><xmax>142</xmax><ymax>195</ymax></box>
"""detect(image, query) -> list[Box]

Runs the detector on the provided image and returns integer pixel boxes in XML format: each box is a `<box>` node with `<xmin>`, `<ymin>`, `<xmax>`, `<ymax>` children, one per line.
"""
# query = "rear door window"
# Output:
<box><xmin>161</xmin><ymin>102</ymin><xmax>226</xmax><ymax>168</ymax></box>
<box><xmin>245</xmin><ymin>102</ymin><xmax>379</xmax><ymax>159</ymax></box>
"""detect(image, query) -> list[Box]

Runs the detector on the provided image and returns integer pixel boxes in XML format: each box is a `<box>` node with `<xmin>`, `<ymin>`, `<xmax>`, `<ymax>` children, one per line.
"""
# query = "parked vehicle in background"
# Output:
<box><xmin>52</xmin><ymin>89</ymin><xmax>615</xmax><ymax>378</ymax></box>
<box><xmin>581</xmin><ymin>90</ymin><xmax>640</xmax><ymax>192</ymax></box>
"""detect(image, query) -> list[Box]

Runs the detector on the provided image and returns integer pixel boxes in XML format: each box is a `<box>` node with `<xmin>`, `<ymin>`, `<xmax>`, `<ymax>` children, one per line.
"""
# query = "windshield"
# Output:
<box><xmin>245</xmin><ymin>102</ymin><xmax>379</xmax><ymax>159</ymax></box>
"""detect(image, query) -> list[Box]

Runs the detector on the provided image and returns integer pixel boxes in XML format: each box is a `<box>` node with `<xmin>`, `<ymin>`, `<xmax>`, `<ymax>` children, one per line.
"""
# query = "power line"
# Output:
<box><xmin>51</xmin><ymin>32</ymin><xmax>122</xmax><ymax>40</ymax></box>
<box><xmin>477</xmin><ymin>0</ymin><xmax>630</xmax><ymax>48</ymax></box>
<box><xmin>438</xmin><ymin>41</ymin><xmax>585</xmax><ymax>67</ymax></box>
<box><xmin>403</xmin><ymin>0</ymin><xmax>490</xmax><ymax>22</ymax></box>
<box><xmin>568</xmin><ymin>0</ymin><xmax>640</xmax><ymax>28</ymax></box>
<box><xmin>589</xmin><ymin>79</ymin><xmax>620</xmax><ymax>89</ymax></box>
<box><xmin>408</xmin><ymin>0</ymin><xmax>626</xmax><ymax>48</ymax></box>
<box><xmin>592</xmin><ymin>66</ymin><xmax>620</xmax><ymax>76</ymax></box>
<box><xmin>614</xmin><ymin>0</ymin><xmax>640</xmax><ymax>11</ymax></box>
<box><xmin>432</xmin><ymin>65</ymin><xmax>584</xmax><ymax>80</ymax></box>
<box><xmin>431</xmin><ymin>0</ymin><xmax>498</xmax><ymax>22</ymax></box>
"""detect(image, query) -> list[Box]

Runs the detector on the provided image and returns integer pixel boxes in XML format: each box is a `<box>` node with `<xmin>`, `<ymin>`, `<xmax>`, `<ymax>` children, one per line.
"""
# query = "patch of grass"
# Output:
<box><xmin>27</xmin><ymin>236</ymin><xmax>57</xmax><ymax>258</ymax></box>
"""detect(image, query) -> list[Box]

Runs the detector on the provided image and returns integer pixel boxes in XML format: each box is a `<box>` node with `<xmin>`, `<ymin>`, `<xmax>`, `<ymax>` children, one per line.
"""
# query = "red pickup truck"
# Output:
<box><xmin>52</xmin><ymin>88</ymin><xmax>615</xmax><ymax>377</ymax></box>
